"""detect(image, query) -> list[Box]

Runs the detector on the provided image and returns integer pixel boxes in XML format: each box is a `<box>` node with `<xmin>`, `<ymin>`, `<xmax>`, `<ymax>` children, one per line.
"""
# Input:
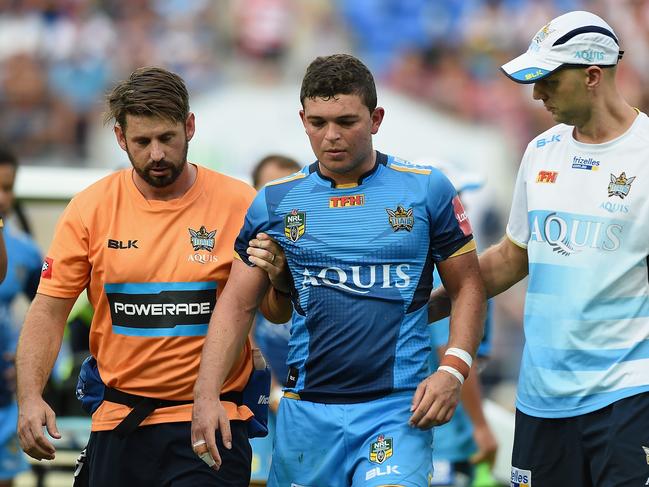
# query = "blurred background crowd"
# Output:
<box><xmin>2</xmin><ymin>0</ymin><xmax>649</xmax><ymax>165</ymax></box>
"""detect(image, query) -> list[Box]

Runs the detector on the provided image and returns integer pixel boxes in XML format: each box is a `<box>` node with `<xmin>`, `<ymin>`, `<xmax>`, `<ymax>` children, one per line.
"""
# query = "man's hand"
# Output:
<box><xmin>470</xmin><ymin>422</ymin><xmax>498</xmax><ymax>467</ymax></box>
<box><xmin>409</xmin><ymin>370</ymin><xmax>461</xmax><ymax>429</ymax></box>
<box><xmin>247</xmin><ymin>233</ymin><xmax>290</xmax><ymax>294</ymax></box>
<box><xmin>191</xmin><ymin>397</ymin><xmax>231</xmax><ymax>471</ymax></box>
<box><xmin>17</xmin><ymin>396</ymin><xmax>61</xmax><ymax>460</ymax></box>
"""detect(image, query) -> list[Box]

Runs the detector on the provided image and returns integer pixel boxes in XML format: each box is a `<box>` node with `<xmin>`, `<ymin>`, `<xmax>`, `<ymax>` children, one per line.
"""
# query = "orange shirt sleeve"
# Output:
<box><xmin>38</xmin><ymin>198</ymin><xmax>91</xmax><ymax>298</ymax></box>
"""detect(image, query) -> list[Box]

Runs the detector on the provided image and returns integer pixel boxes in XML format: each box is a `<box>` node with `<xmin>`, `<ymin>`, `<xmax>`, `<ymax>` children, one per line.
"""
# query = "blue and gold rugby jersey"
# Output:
<box><xmin>235</xmin><ymin>152</ymin><xmax>474</xmax><ymax>403</ymax></box>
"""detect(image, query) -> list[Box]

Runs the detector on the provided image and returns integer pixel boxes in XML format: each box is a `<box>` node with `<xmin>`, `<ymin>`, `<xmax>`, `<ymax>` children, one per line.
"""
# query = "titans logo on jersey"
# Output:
<box><xmin>235</xmin><ymin>152</ymin><xmax>474</xmax><ymax>403</ymax></box>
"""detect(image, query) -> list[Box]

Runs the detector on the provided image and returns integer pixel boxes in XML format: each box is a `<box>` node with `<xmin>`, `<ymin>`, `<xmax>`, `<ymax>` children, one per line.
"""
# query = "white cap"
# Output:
<box><xmin>501</xmin><ymin>11</ymin><xmax>621</xmax><ymax>84</ymax></box>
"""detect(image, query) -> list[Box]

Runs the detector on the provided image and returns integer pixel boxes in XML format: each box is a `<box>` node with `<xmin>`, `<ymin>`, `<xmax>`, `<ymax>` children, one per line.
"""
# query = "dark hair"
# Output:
<box><xmin>252</xmin><ymin>154</ymin><xmax>301</xmax><ymax>188</ymax></box>
<box><xmin>0</xmin><ymin>145</ymin><xmax>18</xmax><ymax>168</ymax></box>
<box><xmin>105</xmin><ymin>66</ymin><xmax>190</xmax><ymax>130</ymax></box>
<box><xmin>300</xmin><ymin>54</ymin><xmax>377</xmax><ymax>112</ymax></box>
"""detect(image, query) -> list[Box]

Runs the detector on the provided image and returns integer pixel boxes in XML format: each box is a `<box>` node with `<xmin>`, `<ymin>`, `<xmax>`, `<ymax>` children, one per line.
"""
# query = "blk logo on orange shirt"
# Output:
<box><xmin>536</xmin><ymin>170</ymin><xmax>558</xmax><ymax>183</ymax></box>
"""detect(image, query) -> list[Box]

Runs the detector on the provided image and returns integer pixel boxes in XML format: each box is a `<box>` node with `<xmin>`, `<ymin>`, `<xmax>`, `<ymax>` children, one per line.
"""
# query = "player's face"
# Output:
<box><xmin>115</xmin><ymin>113</ymin><xmax>195</xmax><ymax>188</ymax></box>
<box><xmin>300</xmin><ymin>94</ymin><xmax>384</xmax><ymax>183</ymax></box>
<box><xmin>0</xmin><ymin>164</ymin><xmax>16</xmax><ymax>216</ymax></box>
<box><xmin>532</xmin><ymin>68</ymin><xmax>588</xmax><ymax>125</ymax></box>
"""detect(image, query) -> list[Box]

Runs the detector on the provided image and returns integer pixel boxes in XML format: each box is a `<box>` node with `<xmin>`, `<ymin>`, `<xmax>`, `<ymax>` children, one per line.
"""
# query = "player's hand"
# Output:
<box><xmin>17</xmin><ymin>395</ymin><xmax>61</xmax><ymax>460</ymax></box>
<box><xmin>3</xmin><ymin>352</ymin><xmax>16</xmax><ymax>392</ymax></box>
<box><xmin>248</xmin><ymin>233</ymin><xmax>290</xmax><ymax>293</ymax></box>
<box><xmin>191</xmin><ymin>397</ymin><xmax>231</xmax><ymax>470</ymax></box>
<box><xmin>409</xmin><ymin>370</ymin><xmax>461</xmax><ymax>429</ymax></box>
<box><xmin>470</xmin><ymin>422</ymin><xmax>498</xmax><ymax>467</ymax></box>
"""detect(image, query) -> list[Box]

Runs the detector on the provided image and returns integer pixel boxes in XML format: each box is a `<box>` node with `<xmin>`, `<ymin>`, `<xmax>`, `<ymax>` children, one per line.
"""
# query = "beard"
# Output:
<box><xmin>127</xmin><ymin>139</ymin><xmax>188</xmax><ymax>188</ymax></box>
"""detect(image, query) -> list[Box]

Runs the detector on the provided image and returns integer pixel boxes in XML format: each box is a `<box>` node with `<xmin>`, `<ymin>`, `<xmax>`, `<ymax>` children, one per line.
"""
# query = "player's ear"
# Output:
<box><xmin>114</xmin><ymin>124</ymin><xmax>127</xmax><ymax>152</ymax></box>
<box><xmin>185</xmin><ymin>113</ymin><xmax>196</xmax><ymax>141</ymax></box>
<box><xmin>370</xmin><ymin>107</ymin><xmax>385</xmax><ymax>135</ymax></box>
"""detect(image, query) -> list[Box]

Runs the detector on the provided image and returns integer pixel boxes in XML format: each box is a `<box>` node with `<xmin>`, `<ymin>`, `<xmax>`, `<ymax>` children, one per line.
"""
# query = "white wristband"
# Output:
<box><xmin>438</xmin><ymin>365</ymin><xmax>465</xmax><ymax>385</ymax></box>
<box><xmin>445</xmin><ymin>347</ymin><xmax>473</xmax><ymax>368</ymax></box>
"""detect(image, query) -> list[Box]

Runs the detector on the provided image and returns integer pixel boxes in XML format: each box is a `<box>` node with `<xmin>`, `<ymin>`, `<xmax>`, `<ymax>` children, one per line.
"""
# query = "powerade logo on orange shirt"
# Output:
<box><xmin>329</xmin><ymin>194</ymin><xmax>364</xmax><ymax>208</ymax></box>
<box><xmin>104</xmin><ymin>281</ymin><xmax>216</xmax><ymax>337</ymax></box>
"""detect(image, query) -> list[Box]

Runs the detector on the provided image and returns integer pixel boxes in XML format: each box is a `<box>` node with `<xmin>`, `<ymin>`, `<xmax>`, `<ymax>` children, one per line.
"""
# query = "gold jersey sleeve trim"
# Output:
<box><xmin>265</xmin><ymin>172</ymin><xmax>306</xmax><ymax>187</ymax></box>
<box><xmin>387</xmin><ymin>164</ymin><xmax>431</xmax><ymax>175</ymax></box>
<box><xmin>449</xmin><ymin>239</ymin><xmax>476</xmax><ymax>258</ymax></box>
<box><xmin>283</xmin><ymin>391</ymin><xmax>301</xmax><ymax>400</ymax></box>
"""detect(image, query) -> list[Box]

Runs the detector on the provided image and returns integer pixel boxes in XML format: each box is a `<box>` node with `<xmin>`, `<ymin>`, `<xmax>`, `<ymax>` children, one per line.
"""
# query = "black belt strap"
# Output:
<box><xmin>104</xmin><ymin>387</ymin><xmax>242</xmax><ymax>437</ymax></box>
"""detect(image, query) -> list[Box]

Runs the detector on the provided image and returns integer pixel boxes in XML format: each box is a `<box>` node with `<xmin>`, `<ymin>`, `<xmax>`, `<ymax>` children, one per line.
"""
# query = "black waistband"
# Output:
<box><xmin>104</xmin><ymin>387</ymin><xmax>242</xmax><ymax>437</ymax></box>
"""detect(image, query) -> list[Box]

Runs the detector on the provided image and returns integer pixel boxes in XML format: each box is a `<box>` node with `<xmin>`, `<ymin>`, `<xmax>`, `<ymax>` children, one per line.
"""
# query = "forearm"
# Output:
<box><xmin>259</xmin><ymin>286</ymin><xmax>292</xmax><ymax>324</ymax></box>
<box><xmin>479</xmin><ymin>237</ymin><xmax>528</xmax><ymax>298</ymax></box>
<box><xmin>16</xmin><ymin>295</ymin><xmax>70</xmax><ymax>403</ymax></box>
<box><xmin>194</xmin><ymin>289</ymin><xmax>256</xmax><ymax>399</ymax></box>
<box><xmin>447</xmin><ymin>282</ymin><xmax>486</xmax><ymax>358</ymax></box>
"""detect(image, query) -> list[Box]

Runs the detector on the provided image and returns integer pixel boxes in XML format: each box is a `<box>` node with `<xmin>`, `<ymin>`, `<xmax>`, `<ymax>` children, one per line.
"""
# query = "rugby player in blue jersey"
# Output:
<box><xmin>192</xmin><ymin>54</ymin><xmax>486</xmax><ymax>487</ymax></box>
<box><xmin>0</xmin><ymin>147</ymin><xmax>42</xmax><ymax>486</ymax></box>
<box><xmin>430</xmin><ymin>11</ymin><xmax>649</xmax><ymax>487</ymax></box>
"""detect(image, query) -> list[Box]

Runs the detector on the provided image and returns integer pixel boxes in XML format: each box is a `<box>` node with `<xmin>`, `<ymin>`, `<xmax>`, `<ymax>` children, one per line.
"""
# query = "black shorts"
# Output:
<box><xmin>73</xmin><ymin>420</ymin><xmax>251</xmax><ymax>487</ymax></box>
<box><xmin>511</xmin><ymin>392</ymin><xmax>649</xmax><ymax>487</ymax></box>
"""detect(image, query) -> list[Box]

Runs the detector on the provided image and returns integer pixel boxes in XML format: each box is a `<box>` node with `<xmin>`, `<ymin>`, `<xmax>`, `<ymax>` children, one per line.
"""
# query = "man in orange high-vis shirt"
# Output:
<box><xmin>15</xmin><ymin>67</ymin><xmax>290</xmax><ymax>487</ymax></box>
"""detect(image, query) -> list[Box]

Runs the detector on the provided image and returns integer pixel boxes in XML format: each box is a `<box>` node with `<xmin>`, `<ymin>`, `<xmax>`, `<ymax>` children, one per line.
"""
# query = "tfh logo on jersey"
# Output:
<box><xmin>452</xmin><ymin>196</ymin><xmax>472</xmax><ymax>236</ymax></box>
<box><xmin>329</xmin><ymin>194</ymin><xmax>364</xmax><ymax>208</ymax></box>
<box><xmin>301</xmin><ymin>264</ymin><xmax>410</xmax><ymax>295</ymax></box>
<box><xmin>536</xmin><ymin>170</ymin><xmax>558</xmax><ymax>183</ymax></box>
<box><xmin>189</xmin><ymin>226</ymin><xmax>216</xmax><ymax>251</ymax></box>
<box><xmin>530</xmin><ymin>212</ymin><xmax>623</xmax><ymax>256</ymax></box>
<box><xmin>369</xmin><ymin>434</ymin><xmax>393</xmax><ymax>464</ymax></box>
<box><xmin>41</xmin><ymin>257</ymin><xmax>53</xmax><ymax>279</ymax></box>
<box><xmin>386</xmin><ymin>205</ymin><xmax>414</xmax><ymax>232</ymax></box>
<box><xmin>285</xmin><ymin>209</ymin><xmax>306</xmax><ymax>242</ymax></box>
<box><xmin>608</xmin><ymin>172</ymin><xmax>635</xmax><ymax>199</ymax></box>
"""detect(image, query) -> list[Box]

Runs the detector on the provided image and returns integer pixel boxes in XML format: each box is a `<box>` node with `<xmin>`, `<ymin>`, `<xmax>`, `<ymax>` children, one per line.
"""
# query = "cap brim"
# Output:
<box><xmin>501</xmin><ymin>52</ymin><xmax>561</xmax><ymax>84</ymax></box>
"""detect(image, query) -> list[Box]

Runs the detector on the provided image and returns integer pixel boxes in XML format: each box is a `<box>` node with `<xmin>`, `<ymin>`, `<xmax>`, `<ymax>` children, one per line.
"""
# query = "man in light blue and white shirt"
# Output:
<box><xmin>431</xmin><ymin>10</ymin><xmax>649</xmax><ymax>487</ymax></box>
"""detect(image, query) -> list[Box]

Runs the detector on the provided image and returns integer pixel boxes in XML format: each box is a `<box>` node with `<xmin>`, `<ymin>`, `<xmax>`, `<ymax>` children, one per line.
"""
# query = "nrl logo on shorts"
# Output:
<box><xmin>643</xmin><ymin>446</ymin><xmax>649</xmax><ymax>464</ymax></box>
<box><xmin>608</xmin><ymin>172</ymin><xmax>635</xmax><ymax>199</ymax></box>
<box><xmin>386</xmin><ymin>205</ymin><xmax>414</xmax><ymax>232</ymax></box>
<box><xmin>369</xmin><ymin>434</ymin><xmax>393</xmax><ymax>464</ymax></box>
<box><xmin>284</xmin><ymin>209</ymin><xmax>306</xmax><ymax>242</ymax></box>
<box><xmin>188</xmin><ymin>226</ymin><xmax>216</xmax><ymax>251</ymax></box>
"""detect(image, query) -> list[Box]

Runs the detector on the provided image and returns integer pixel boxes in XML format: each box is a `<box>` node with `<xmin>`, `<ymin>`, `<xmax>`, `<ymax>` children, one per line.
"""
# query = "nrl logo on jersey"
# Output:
<box><xmin>188</xmin><ymin>226</ymin><xmax>216</xmax><ymax>251</ymax></box>
<box><xmin>285</xmin><ymin>209</ymin><xmax>306</xmax><ymax>242</ymax></box>
<box><xmin>369</xmin><ymin>434</ymin><xmax>393</xmax><ymax>464</ymax></box>
<box><xmin>608</xmin><ymin>172</ymin><xmax>635</xmax><ymax>199</ymax></box>
<box><xmin>386</xmin><ymin>205</ymin><xmax>414</xmax><ymax>232</ymax></box>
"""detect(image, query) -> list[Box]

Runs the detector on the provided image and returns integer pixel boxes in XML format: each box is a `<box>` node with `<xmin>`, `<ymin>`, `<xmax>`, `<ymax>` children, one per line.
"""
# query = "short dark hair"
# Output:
<box><xmin>252</xmin><ymin>154</ymin><xmax>301</xmax><ymax>188</ymax></box>
<box><xmin>105</xmin><ymin>66</ymin><xmax>190</xmax><ymax>130</ymax></box>
<box><xmin>0</xmin><ymin>145</ymin><xmax>18</xmax><ymax>168</ymax></box>
<box><xmin>300</xmin><ymin>54</ymin><xmax>377</xmax><ymax>112</ymax></box>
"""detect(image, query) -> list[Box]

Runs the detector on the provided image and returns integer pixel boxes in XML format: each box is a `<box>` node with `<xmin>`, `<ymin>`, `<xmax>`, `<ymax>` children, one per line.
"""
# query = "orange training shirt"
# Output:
<box><xmin>38</xmin><ymin>164</ymin><xmax>256</xmax><ymax>431</ymax></box>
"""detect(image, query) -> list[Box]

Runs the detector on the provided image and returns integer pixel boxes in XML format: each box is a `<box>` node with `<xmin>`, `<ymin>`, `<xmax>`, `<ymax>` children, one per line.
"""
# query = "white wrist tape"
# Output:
<box><xmin>438</xmin><ymin>365</ymin><xmax>465</xmax><ymax>385</ymax></box>
<box><xmin>445</xmin><ymin>347</ymin><xmax>473</xmax><ymax>368</ymax></box>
